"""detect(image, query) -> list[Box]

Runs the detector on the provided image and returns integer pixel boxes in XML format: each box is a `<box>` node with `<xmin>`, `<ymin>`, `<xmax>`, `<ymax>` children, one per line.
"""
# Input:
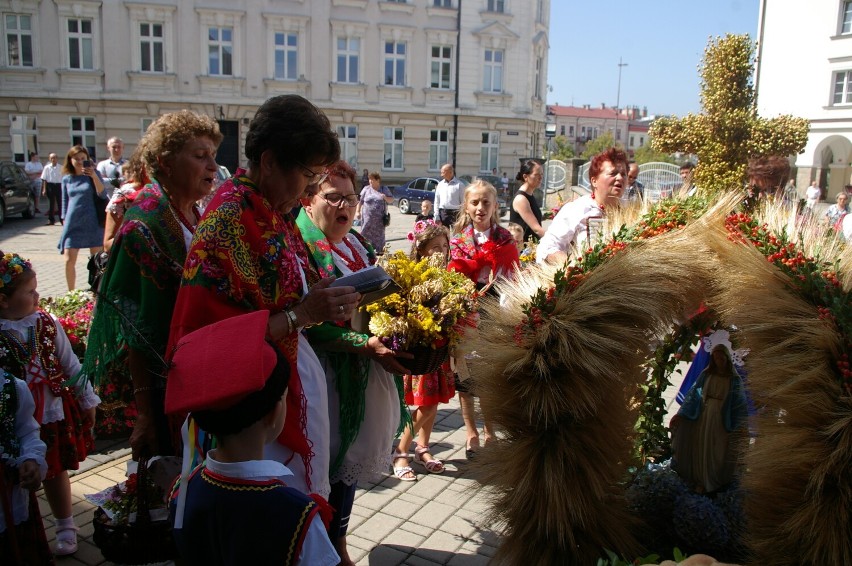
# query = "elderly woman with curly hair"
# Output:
<box><xmin>536</xmin><ymin>147</ymin><xmax>627</xmax><ymax>265</ymax></box>
<box><xmin>82</xmin><ymin>110</ymin><xmax>222</xmax><ymax>459</ymax></box>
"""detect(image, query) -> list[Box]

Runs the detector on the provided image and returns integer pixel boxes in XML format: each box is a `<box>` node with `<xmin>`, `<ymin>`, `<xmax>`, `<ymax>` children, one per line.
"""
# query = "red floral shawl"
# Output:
<box><xmin>168</xmin><ymin>171</ymin><xmax>318</xmax><ymax>467</ymax></box>
<box><xmin>448</xmin><ymin>223</ymin><xmax>519</xmax><ymax>283</ymax></box>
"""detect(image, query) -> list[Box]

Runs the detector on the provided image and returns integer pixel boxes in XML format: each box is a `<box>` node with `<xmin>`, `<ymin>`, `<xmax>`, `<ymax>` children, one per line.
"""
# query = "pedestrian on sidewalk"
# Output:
<box><xmin>0</xmin><ymin>253</ymin><xmax>100</xmax><ymax>557</ymax></box>
<box><xmin>40</xmin><ymin>153</ymin><xmax>63</xmax><ymax>226</ymax></box>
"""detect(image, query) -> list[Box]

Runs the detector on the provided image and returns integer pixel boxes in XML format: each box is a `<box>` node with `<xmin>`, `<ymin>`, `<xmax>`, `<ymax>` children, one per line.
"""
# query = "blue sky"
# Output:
<box><xmin>546</xmin><ymin>0</ymin><xmax>759</xmax><ymax>117</ymax></box>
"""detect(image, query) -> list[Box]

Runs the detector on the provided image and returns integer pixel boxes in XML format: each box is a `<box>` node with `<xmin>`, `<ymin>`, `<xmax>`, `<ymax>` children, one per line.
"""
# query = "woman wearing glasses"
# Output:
<box><xmin>355</xmin><ymin>171</ymin><xmax>394</xmax><ymax>253</ymax></box>
<box><xmin>168</xmin><ymin>95</ymin><xmax>361</xmax><ymax>507</ymax></box>
<box><xmin>297</xmin><ymin>160</ymin><xmax>410</xmax><ymax>565</ymax></box>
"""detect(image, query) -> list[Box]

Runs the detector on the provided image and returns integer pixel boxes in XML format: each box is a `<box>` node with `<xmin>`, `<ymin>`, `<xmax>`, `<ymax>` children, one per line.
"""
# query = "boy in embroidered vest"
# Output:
<box><xmin>166</xmin><ymin>310</ymin><xmax>338</xmax><ymax>566</ymax></box>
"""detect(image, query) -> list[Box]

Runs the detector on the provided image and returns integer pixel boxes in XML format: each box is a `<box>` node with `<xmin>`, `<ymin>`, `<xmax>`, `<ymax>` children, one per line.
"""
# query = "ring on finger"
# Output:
<box><xmin>339</xmin><ymin>304</ymin><xmax>345</xmax><ymax>314</ymax></box>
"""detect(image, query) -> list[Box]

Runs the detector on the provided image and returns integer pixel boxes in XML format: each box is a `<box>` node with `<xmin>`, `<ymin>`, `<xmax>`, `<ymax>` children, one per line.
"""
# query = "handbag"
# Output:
<box><xmin>87</xmin><ymin>250</ymin><xmax>109</xmax><ymax>292</ymax></box>
<box><xmin>92</xmin><ymin>185</ymin><xmax>107</xmax><ymax>227</ymax></box>
<box><xmin>382</xmin><ymin>199</ymin><xmax>391</xmax><ymax>227</ymax></box>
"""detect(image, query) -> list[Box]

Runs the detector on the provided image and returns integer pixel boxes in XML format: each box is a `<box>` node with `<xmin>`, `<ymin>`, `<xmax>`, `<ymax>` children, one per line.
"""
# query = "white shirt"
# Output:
<box><xmin>40</xmin><ymin>162</ymin><xmax>63</xmax><ymax>184</ymax></box>
<box><xmin>536</xmin><ymin>194</ymin><xmax>603</xmax><ymax>264</ymax></box>
<box><xmin>843</xmin><ymin>213</ymin><xmax>852</xmax><ymax>241</ymax></box>
<box><xmin>433</xmin><ymin>177</ymin><xmax>464</xmax><ymax>218</ymax></box>
<box><xmin>0</xmin><ymin>376</ymin><xmax>47</xmax><ymax>533</ymax></box>
<box><xmin>806</xmin><ymin>185</ymin><xmax>821</xmax><ymax>204</ymax></box>
<box><xmin>24</xmin><ymin>160</ymin><xmax>43</xmax><ymax>180</ymax></box>
<box><xmin>0</xmin><ymin>312</ymin><xmax>100</xmax><ymax>424</ymax></box>
<box><xmin>203</xmin><ymin>451</ymin><xmax>340</xmax><ymax>566</ymax></box>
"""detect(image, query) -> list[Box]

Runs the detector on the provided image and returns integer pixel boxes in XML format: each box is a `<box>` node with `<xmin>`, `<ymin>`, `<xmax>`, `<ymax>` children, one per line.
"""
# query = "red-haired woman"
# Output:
<box><xmin>536</xmin><ymin>147</ymin><xmax>627</xmax><ymax>265</ymax></box>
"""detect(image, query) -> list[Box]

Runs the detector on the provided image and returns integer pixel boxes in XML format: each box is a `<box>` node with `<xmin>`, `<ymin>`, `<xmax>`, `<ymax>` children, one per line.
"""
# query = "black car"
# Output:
<box><xmin>393</xmin><ymin>176</ymin><xmax>508</xmax><ymax>216</ymax></box>
<box><xmin>0</xmin><ymin>161</ymin><xmax>36</xmax><ymax>227</ymax></box>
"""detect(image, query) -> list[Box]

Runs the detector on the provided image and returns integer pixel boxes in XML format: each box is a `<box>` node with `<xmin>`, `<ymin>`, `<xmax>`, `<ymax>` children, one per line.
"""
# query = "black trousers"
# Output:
<box><xmin>45</xmin><ymin>182</ymin><xmax>62</xmax><ymax>224</ymax></box>
<box><xmin>438</xmin><ymin>208</ymin><xmax>459</xmax><ymax>226</ymax></box>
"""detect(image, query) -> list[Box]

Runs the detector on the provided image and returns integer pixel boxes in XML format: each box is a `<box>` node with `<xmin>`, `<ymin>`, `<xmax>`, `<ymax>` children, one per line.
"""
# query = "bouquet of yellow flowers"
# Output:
<box><xmin>367</xmin><ymin>251</ymin><xmax>476</xmax><ymax>372</ymax></box>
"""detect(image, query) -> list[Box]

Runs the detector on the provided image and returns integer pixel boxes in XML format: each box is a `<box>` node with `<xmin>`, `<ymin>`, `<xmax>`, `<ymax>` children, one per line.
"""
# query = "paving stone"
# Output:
<box><xmin>358</xmin><ymin>543</ymin><xmax>410</xmax><ymax>566</ymax></box>
<box><xmin>407</xmin><ymin>500</ymin><xmax>456</xmax><ymax>530</ymax></box>
<box><xmin>354</xmin><ymin>512</ymin><xmax>405</xmax><ymax>544</ymax></box>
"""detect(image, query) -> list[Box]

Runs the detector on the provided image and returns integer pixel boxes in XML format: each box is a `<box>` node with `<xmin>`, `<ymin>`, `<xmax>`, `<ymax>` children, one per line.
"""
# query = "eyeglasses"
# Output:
<box><xmin>295</xmin><ymin>162</ymin><xmax>329</xmax><ymax>187</ymax></box>
<box><xmin>319</xmin><ymin>192</ymin><xmax>359</xmax><ymax>207</ymax></box>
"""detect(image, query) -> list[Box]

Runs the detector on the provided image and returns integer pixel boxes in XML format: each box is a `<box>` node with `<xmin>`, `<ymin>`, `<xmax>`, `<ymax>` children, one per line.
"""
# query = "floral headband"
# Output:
<box><xmin>0</xmin><ymin>253</ymin><xmax>32</xmax><ymax>290</ymax></box>
<box><xmin>407</xmin><ymin>219</ymin><xmax>440</xmax><ymax>241</ymax></box>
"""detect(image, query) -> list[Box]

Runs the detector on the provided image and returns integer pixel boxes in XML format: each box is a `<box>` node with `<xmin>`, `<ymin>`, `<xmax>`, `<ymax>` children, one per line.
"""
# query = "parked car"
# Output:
<box><xmin>458</xmin><ymin>174</ymin><xmax>510</xmax><ymax>216</ymax></box>
<box><xmin>0</xmin><ymin>161</ymin><xmax>36</xmax><ymax>227</ymax></box>
<box><xmin>394</xmin><ymin>175</ymin><xmax>508</xmax><ymax>217</ymax></box>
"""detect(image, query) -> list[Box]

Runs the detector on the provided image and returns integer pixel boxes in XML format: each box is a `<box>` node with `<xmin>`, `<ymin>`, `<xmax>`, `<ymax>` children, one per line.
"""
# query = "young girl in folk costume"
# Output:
<box><xmin>0</xmin><ymin>371</ymin><xmax>53</xmax><ymax>565</ymax></box>
<box><xmin>449</xmin><ymin>181</ymin><xmax>519</xmax><ymax>458</ymax></box>
<box><xmin>0</xmin><ymin>253</ymin><xmax>99</xmax><ymax>557</ymax></box>
<box><xmin>392</xmin><ymin>220</ymin><xmax>456</xmax><ymax>480</ymax></box>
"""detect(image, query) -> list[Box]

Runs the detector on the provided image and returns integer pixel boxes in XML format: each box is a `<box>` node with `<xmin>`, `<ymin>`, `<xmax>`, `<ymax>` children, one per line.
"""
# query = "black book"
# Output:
<box><xmin>329</xmin><ymin>264</ymin><xmax>400</xmax><ymax>306</ymax></box>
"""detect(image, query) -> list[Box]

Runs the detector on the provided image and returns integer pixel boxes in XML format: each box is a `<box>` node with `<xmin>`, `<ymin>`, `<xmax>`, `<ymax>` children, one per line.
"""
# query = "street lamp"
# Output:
<box><xmin>544</xmin><ymin>113</ymin><xmax>557</xmax><ymax>208</ymax></box>
<box><xmin>614</xmin><ymin>57</ymin><xmax>628</xmax><ymax>147</ymax></box>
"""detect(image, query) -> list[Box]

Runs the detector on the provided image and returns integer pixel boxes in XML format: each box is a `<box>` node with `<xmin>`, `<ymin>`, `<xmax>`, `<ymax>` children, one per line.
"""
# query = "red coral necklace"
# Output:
<box><xmin>330</xmin><ymin>237</ymin><xmax>367</xmax><ymax>272</ymax></box>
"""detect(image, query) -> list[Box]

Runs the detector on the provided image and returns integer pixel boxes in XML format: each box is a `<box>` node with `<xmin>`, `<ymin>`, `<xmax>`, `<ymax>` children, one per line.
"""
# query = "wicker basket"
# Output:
<box><xmin>91</xmin><ymin>457</ymin><xmax>178</xmax><ymax>564</ymax></box>
<box><xmin>397</xmin><ymin>344</ymin><xmax>449</xmax><ymax>375</ymax></box>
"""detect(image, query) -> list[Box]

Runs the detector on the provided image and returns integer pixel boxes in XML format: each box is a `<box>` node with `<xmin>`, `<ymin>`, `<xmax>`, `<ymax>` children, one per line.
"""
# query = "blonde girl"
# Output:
<box><xmin>448</xmin><ymin>181</ymin><xmax>518</xmax><ymax>458</ymax></box>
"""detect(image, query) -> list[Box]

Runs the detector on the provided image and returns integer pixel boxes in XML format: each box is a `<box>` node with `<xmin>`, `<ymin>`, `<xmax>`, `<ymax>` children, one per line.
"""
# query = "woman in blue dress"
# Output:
<box><xmin>354</xmin><ymin>171</ymin><xmax>393</xmax><ymax>253</ymax></box>
<box><xmin>58</xmin><ymin>145</ymin><xmax>107</xmax><ymax>291</ymax></box>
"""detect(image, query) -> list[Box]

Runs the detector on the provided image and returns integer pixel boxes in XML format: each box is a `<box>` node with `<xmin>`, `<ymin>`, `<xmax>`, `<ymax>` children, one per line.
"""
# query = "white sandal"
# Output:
<box><xmin>392</xmin><ymin>452</ymin><xmax>417</xmax><ymax>482</ymax></box>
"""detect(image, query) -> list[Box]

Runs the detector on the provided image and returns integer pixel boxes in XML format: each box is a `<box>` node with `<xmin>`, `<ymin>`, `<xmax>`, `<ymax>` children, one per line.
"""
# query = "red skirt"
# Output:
<box><xmin>40</xmin><ymin>388</ymin><xmax>94</xmax><ymax>479</ymax></box>
<box><xmin>0</xmin><ymin>463</ymin><xmax>55</xmax><ymax>566</ymax></box>
<box><xmin>403</xmin><ymin>361</ymin><xmax>456</xmax><ymax>406</ymax></box>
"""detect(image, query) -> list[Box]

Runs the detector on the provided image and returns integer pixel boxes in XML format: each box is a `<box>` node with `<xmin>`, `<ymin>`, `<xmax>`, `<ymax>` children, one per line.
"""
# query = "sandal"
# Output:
<box><xmin>414</xmin><ymin>445</ymin><xmax>445</xmax><ymax>474</ymax></box>
<box><xmin>392</xmin><ymin>452</ymin><xmax>417</xmax><ymax>482</ymax></box>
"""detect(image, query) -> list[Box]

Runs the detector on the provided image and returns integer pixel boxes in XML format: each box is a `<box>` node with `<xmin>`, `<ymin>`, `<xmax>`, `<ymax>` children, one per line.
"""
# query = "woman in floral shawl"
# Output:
<box><xmin>167</xmin><ymin>95</ymin><xmax>360</xmax><ymax>499</ymax></box>
<box><xmin>449</xmin><ymin>179</ymin><xmax>519</xmax><ymax>459</ymax></box>
<box><xmin>296</xmin><ymin>160</ymin><xmax>409</xmax><ymax>565</ymax></box>
<box><xmin>82</xmin><ymin>111</ymin><xmax>222</xmax><ymax>460</ymax></box>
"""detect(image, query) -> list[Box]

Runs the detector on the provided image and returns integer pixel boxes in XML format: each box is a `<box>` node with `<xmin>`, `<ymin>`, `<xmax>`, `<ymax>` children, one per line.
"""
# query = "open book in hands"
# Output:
<box><xmin>329</xmin><ymin>264</ymin><xmax>400</xmax><ymax>306</ymax></box>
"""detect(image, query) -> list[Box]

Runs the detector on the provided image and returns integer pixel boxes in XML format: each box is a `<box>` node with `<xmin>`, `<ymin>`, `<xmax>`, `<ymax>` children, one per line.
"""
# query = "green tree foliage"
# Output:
<box><xmin>650</xmin><ymin>34</ymin><xmax>809</xmax><ymax>195</ymax></box>
<box><xmin>550</xmin><ymin>135</ymin><xmax>575</xmax><ymax>161</ymax></box>
<box><xmin>581</xmin><ymin>131</ymin><xmax>621</xmax><ymax>159</ymax></box>
<box><xmin>633</xmin><ymin>143</ymin><xmax>677</xmax><ymax>165</ymax></box>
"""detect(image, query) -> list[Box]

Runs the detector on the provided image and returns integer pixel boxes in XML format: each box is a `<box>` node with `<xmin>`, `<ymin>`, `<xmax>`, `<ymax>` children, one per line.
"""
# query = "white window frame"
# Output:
<box><xmin>141</xmin><ymin>117</ymin><xmax>154</xmax><ymax>136</ymax></box>
<box><xmin>429</xmin><ymin>129</ymin><xmax>449</xmax><ymax>171</ymax></box>
<box><xmin>3</xmin><ymin>13</ymin><xmax>35</xmax><ymax>67</ymax></box>
<box><xmin>832</xmin><ymin>70</ymin><xmax>852</xmax><ymax>105</ymax></box>
<box><xmin>127</xmin><ymin>5</ymin><xmax>175</xmax><ymax>74</ymax></box>
<box><xmin>56</xmin><ymin>0</ymin><xmax>101</xmax><ymax>71</ymax></box>
<box><xmin>139</xmin><ymin>22</ymin><xmax>165</xmax><ymax>73</ymax></box>
<box><xmin>9</xmin><ymin>114</ymin><xmax>38</xmax><ymax>164</ymax></box>
<box><xmin>274</xmin><ymin>31</ymin><xmax>298</xmax><ymax>80</ymax></box>
<box><xmin>842</xmin><ymin>1</ymin><xmax>852</xmax><ymax>34</ymax></box>
<box><xmin>534</xmin><ymin>56</ymin><xmax>542</xmax><ymax>99</ymax></box>
<box><xmin>336</xmin><ymin>36</ymin><xmax>361</xmax><ymax>84</ymax></box>
<box><xmin>568</xmin><ymin>125</ymin><xmax>575</xmax><ymax>137</ymax></box>
<box><xmin>434</xmin><ymin>0</ymin><xmax>453</xmax><ymax>6</ymax></box>
<box><xmin>337</xmin><ymin>125</ymin><xmax>358</xmax><ymax>169</ymax></box>
<box><xmin>383</xmin><ymin>40</ymin><xmax>407</xmax><ymax>86</ymax></box>
<box><xmin>265</xmin><ymin>15</ymin><xmax>308</xmax><ymax>82</ymax></box>
<box><xmin>196</xmin><ymin>10</ymin><xmax>243</xmax><ymax>78</ymax></box>
<box><xmin>70</xmin><ymin>116</ymin><xmax>97</xmax><ymax>159</ymax></box>
<box><xmin>207</xmin><ymin>25</ymin><xmax>233</xmax><ymax>76</ymax></box>
<box><xmin>66</xmin><ymin>17</ymin><xmax>94</xmax><ymax>70</ymax></box>
<box><xmin>483</xmin><ymin>48</ymin><xmax>504</xmax><ymax>93</ymax></box>
<box><xmin>383</xmin><ymin>127</ymin><xmax>404</xmax><ymax>171</ymax></box>
<box><xmin>639</xmin><ymin>136</ymin><xmax>645</xmax><ymax>147</ymax></box>
<box><xmin>487</xmin><ymin>0</ymin><xmax>506</xmax><ymax>13</ymax></box>
<box><xmin>480</xmin><ymin>131</ymin><xmax>499</xmax><ymax>173</ymax></box>
<box><xmin>429</xmin><ymin>44</ymin><xmax>453</xmax><ymax>89</ymax></box>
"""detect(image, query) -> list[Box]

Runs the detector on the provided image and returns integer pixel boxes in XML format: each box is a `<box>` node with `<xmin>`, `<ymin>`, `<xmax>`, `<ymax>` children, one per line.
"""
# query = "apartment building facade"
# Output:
<box><xmin>0</xmin><ymin>0</ymin><xmax>549</xmax><ymax>182</ymax></box>
<box><xmin>546</xmin><ymin>103</ymin><xmax>650</xmax><ymax>158</ymax></box>
<box><xmin>756</xmin><ymin>0</ymin><xmax>852</xmax><ymax>198</ymax></box>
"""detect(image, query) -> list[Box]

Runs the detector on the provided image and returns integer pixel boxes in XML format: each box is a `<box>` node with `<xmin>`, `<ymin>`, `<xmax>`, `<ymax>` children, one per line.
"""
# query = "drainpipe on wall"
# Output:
<box><xmin>452</xmin><ymin>0</ymin><xmax>462</xmax><ymax>168</ymax></box>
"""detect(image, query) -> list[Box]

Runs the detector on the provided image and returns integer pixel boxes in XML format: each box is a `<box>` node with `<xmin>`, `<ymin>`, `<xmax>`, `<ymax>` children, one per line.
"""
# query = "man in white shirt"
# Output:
<box><xmin>805</xmin><ymin>180</ymin><xmax>821</xmax><ymax>209</ymax></box>
<box><xmin>97</xmin><ymin>137</ymin><xmax>126</xmax><ymax>199</ymax></box>
<box><xmin>24</xmin><ymin>152</ymin><xmax>43</xmax><ymax>213</ymax></box>
<box><xmin>40</xmin><ymin>153</ymin><xmax>63</xmax><ymax>225</ymax></box>
<box><xmin>433</xmin><ymin>163</ymin><xmax>464</xmax><ymax>226</ymax></box>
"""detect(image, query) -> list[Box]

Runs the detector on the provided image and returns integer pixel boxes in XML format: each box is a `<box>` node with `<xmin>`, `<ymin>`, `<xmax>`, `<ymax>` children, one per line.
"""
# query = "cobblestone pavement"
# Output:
<box><xmin>1</xmin><ymin>204</ymin><xmax>501</xmax><ymax>565</ymax></box>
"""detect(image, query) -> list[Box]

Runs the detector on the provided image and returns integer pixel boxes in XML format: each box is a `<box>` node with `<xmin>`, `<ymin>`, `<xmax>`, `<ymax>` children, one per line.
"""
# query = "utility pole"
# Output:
<box><xmin>614</xmin><ymin>57</ymin><xmax>628</xmax><ymax>147</ymax></box>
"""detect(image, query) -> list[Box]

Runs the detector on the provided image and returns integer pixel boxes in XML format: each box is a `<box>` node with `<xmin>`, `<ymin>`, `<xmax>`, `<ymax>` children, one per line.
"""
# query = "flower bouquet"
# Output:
<box><xmin>40</xmin><ymin>289</ymin><xmax>95</xmax><ymax>360</ymax></box>
<box><xmin>367</xmin><ymin>251</ymin><xmax>477</xmax><ymax>374</ymax></box>
<box><xmin>87</xmin><ymin>457</ymin><xmax>178</xmax><ymax>564</ymax></box>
